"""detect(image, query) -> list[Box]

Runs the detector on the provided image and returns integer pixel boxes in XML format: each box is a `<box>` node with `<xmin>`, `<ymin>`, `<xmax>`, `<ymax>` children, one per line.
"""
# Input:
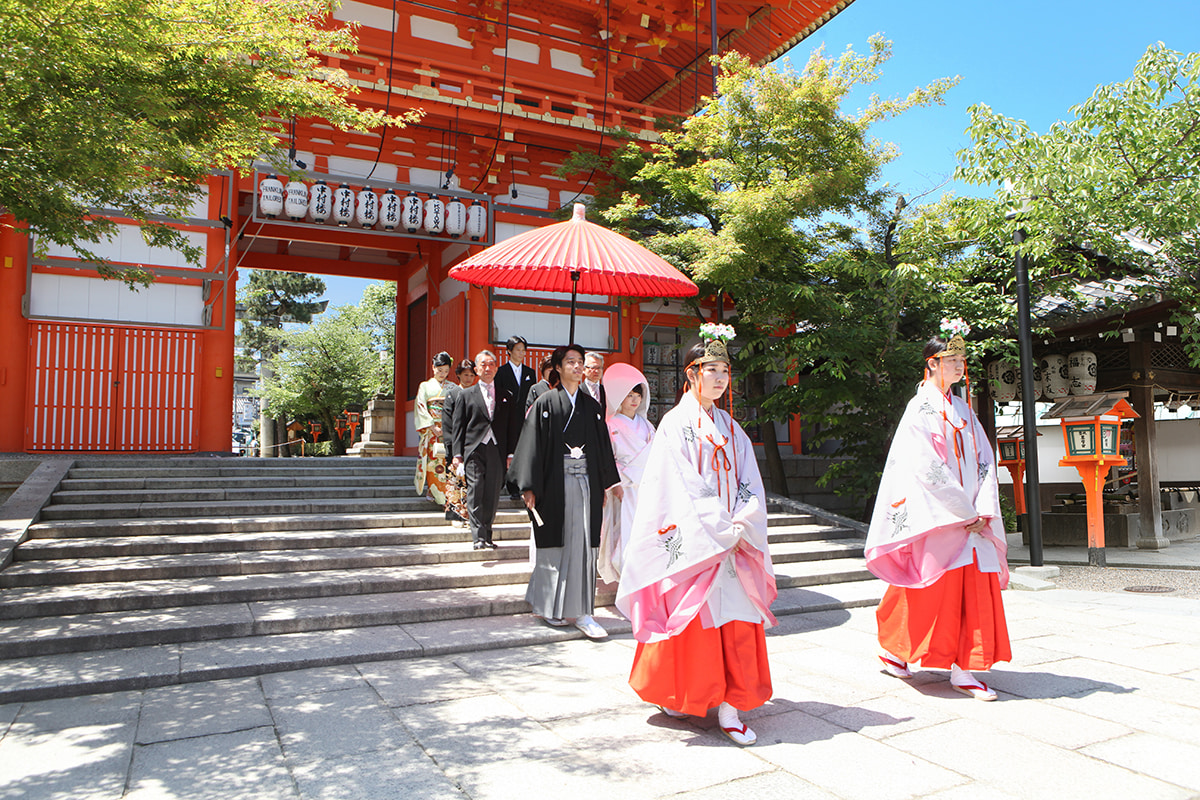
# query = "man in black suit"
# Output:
<box><xmin>494</xmin><ymin>336</ymin><xmax>536</xmax><ymax>499</ymax></box>
<box><xmin>583</xmin><ymin>351</ymin><xmax>607</xmax><ymax>410</ymax></box>
<box><xmin>440</xmin><ymin>358</ymin><xmax>476</xmax><ymax>526</ymax></box>
<box><xmin>495</xmin><ymin>336</ymin><xmax>536</xmax><ymax>412</ymax></box>
<box><xmin>450</xmin><ymin>350</ymin><xmax>517</xmax><ymax>550</ymax></box>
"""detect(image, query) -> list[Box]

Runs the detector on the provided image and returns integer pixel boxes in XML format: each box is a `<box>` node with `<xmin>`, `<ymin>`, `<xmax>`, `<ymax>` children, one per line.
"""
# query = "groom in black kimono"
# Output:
<box><xmin>508</xmin><ymin>344</ymin><xmax>621</xmax><ymax>638</ymax></box>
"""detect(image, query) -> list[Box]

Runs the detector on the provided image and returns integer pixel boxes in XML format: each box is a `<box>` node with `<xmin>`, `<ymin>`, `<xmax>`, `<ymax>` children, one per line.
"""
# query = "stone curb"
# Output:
<box><xmin>0</xmin><ymin>458</ymin><xmax>74</xmax><ymax>569</ymax></box>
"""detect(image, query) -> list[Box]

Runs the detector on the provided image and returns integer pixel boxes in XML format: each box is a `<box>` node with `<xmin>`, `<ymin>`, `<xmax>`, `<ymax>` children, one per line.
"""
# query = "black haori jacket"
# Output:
<box><xmin>507</xmin><ymin>386</ymin><xmax>619</xmax><ymax>548</ymax></box>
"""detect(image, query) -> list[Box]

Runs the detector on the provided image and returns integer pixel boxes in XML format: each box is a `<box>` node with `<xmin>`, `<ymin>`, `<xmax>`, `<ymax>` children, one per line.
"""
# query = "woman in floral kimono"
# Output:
<box><xmin>414</xmin><ymin>352</ymin><xmax>453</xmax><ymax>504</ymax></box>
<box><xmin>617</xmin><ymin>329</ymin><xmax>776</xmax><ymax>747</ymax></box>
<box><xmin>865</xmin><ymin>322</ymin><xmax>1011</xmax><ymax>701</ymax></box>
<box><xmin>598</xmin><ymin>362</ymin><xmax>655</xmax><ymax>583</ymax></box>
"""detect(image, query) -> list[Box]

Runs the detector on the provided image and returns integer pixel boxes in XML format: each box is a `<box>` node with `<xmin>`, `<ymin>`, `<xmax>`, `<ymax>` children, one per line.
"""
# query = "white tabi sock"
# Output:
<box><xmin>717</xmin><ymin>702</ymin><xmax>741</xmax><ymax>729</ymax></box>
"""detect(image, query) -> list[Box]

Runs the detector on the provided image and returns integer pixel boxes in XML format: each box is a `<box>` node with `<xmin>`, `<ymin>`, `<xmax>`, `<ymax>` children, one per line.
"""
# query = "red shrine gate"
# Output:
<box><xmin>0</xmin><ymin>0</ymin><xmax>853</xmax><ymax>454</ymax></box>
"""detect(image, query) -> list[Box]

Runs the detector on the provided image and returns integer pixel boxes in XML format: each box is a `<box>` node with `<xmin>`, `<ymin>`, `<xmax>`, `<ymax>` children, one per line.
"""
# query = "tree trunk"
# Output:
<box><xmin>321</xmin><ymin>408</ymin><xmax>346</xmax><ymax>455</ymax></box>
<box><xmin>746</xmin><ymin>369</ymin><xmax>789</xmax><ymax>497</ymax></box>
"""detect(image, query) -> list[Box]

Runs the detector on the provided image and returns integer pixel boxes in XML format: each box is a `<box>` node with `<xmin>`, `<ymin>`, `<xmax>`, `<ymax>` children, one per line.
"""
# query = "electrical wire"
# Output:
<box><xmin>556</xmin><ymin>0</ymin><xmax>612</xmax><ymax>209</ymax></box>
<box><xmin>470</xmin><ymin>0</ymin><xmax>512</xmax><ymax>193</ymax></box>
<box><xmin>366</xmin><ymin>0</ymin><xmax>401</xmax><ymax>181</ymax></box>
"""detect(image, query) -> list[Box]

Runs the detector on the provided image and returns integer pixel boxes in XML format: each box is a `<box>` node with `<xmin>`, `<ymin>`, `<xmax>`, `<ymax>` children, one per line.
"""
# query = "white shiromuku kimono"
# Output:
<box><xmin>616</xmin><ymin>392</ymin><xmax>776</xmax><ymax>644</ymax></box>
<box><xmin>599</xmin><ymin>362</ymin><xmax>655</xmax><ymax>583</ymax></box>
<box><xmin>865</xmin><ymin>380</ymin><xmax>1009</xmax><ymax>590</ymax></box>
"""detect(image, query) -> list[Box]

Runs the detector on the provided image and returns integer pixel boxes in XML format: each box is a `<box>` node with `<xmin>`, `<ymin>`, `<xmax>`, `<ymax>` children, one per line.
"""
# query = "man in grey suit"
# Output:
<box><xmin>450</xmin><ymin>350</ymin><xmax>517</xmax><ymax>550</ymax></box>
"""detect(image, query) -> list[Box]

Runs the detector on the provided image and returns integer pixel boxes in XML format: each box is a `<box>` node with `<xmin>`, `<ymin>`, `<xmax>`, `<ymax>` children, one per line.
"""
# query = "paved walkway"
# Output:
<box><xmin>2</xmin><ymin>587</ymin><xmax>1199</xmax><ymax>800</ymax></box>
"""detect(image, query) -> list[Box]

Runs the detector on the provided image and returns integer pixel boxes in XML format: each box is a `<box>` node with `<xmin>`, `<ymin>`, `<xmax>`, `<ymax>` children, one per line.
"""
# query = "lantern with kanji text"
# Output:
<box><xmin>1041</xmin><ymin>392</ymin><xmax>1139</xmax><ymax>566</ymax></box>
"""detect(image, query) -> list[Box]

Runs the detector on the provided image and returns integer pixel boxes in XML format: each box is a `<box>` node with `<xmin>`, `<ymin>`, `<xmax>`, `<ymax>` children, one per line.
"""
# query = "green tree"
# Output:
<box><xmin>357</xmin><ymin>281</ymin><xmax>397</xmax><ymax>396</ymax></box>
<box><xmin>0</xmin><ymin>0</ymin><xmax>416</xmax><ymax>283</ymax></box>
<box><xmin>957</xmin><ymin>43</ymin><xmax>1200</xmax><ymax>362</ymax></box>
<box><xmin>259</xmin><ymin>305</ymin><xmax>378</xmax><ymax>455</ymax></box>
<box><xmin>238</xmin><ymin>270</ymin><xmax>327</xmax><ymax>456</ymax></box>
<box><xmin>586</xmin><ymin>39</ymin><xmax>967</xmax><ymax>511</ymax></box>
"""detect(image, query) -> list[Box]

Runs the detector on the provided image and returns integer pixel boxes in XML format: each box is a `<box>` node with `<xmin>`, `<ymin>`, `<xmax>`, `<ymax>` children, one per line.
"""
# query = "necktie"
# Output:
<box><xmin>484</xmin><ymin>382</ymin><xmax>494</xmax><ymax>418</ymax></box>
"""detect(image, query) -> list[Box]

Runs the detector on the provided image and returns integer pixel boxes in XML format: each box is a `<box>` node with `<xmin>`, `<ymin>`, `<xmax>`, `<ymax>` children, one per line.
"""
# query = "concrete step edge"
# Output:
<box><xmin>0</xmin><ymin>583</ymin><xmax>885</xmax><ymax>704</ymax></box>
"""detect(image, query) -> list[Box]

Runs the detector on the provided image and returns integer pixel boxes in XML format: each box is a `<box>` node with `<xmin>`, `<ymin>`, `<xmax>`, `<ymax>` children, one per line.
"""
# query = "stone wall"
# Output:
<box><xmin>758</xmin><ymin>454</ymin><xmax>864</xmax><ymax>519</ymax></box>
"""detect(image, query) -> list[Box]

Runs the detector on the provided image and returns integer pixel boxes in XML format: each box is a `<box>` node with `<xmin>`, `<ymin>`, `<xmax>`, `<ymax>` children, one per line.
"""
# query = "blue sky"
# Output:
<box><xmin>316</xmin><ymin>0</ymin><xmax>1198</xmax><ymax>310</ymax></box>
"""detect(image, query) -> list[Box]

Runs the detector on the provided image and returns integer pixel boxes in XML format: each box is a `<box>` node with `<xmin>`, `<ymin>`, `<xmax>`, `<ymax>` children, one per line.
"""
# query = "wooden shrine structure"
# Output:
<box><xmin>0</xmin><ymin>0</ymin><xmax>855</xmax><ymax>455</ymax></box>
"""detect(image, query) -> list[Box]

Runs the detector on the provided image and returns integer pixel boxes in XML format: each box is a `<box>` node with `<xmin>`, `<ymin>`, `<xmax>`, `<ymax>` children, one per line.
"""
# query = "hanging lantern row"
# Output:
<box><xmin>258</xmin><ymin>175</ymin><xmax>487</xmax><ymax>241</ymax></box>
<box><xmin>986</xmin><ymin>350</ymin><xmax>1097</xmax><ymax>403</ymax></box>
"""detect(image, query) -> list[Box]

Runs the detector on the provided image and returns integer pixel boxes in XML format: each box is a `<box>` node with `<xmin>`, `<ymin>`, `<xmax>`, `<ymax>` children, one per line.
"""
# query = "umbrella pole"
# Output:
<box><xmin>569</xmin><ymin>270</ymin><xmax>579</xmax><ymax>343</ymax></box>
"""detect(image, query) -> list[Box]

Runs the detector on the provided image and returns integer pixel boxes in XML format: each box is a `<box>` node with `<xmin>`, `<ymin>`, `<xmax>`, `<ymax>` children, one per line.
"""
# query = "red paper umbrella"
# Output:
<box><xmin>449</xmin><ymin>203</ymin><xmax>698</xmax><ymax>341</ymax></box>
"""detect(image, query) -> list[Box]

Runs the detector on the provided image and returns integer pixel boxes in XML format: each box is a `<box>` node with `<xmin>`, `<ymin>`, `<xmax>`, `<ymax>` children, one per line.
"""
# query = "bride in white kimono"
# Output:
<box><xmin>616</xmin><ymin>334</ymin><xmax>776</xmax><ymax>747</ymax></box>
<box><xmin>598</xmin><ymin>363</ymin><xmax>655</xmax><ymax>583</ymax></box>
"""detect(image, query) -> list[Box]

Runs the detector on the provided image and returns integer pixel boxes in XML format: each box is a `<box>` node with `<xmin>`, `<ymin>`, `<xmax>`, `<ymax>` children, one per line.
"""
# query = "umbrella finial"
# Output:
<box><xmin>572</xmin><ymin>203</ymin><xmax>587</xmax><ymax>222</ymax></box>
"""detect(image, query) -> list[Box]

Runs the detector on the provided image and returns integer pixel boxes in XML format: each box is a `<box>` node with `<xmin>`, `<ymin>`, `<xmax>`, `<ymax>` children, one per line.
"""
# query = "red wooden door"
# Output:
<box><xmin>26</xmin><ymin>322</ymin><xmax>200</xmax><ymax>451</ymax></box>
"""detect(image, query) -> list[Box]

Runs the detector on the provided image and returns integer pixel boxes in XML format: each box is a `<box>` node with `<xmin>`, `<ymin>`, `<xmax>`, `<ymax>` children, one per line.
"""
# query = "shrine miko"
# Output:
<box><xmin>865</xmin><ymin>320</ymin><xmax>1012</xmax><ymax>702</ymax></box>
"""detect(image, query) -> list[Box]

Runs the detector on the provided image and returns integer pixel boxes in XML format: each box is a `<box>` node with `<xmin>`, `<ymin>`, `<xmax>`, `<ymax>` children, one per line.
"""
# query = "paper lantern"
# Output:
<box><xmin>308</xmin><ymin>180</ymin><xmax>331</xmax><ymax>223</ymax></box>
<box><xmin>444</xmin><ymin>197</ymin><xmax>467</xmax><ymax>238</ymax></box>
<box><xmin>332</xmin><ymin>183</ymin><xmax>355</xmax><ymax>227</ymax></box>
<box><xmin>466</xmin><ymin>199</ymin><xmax>487</xmax><ymax>241</ymax></box>
<box><xmin>1068</xmin><ymin>350</ymin><xmax>1098</xmax><ymax>395</ymax></box>
<box><xmin>355</xmin><ymin>186</ymin><xmax>379</xmax><ymax>228</ymax></box>
<box><xmin>402</xmin><ymin>191</ymin><xmax>422</xmax><ymax>233</ymax></box>
<box><xmin>987</xmin><ymin>359</ymin><xmax>1018</xmax><ymax>402</ymax></box>
<box><xmin>283</xmin><ymin>180</ymin><xmax>308</xmax><ymax>221</ymax></box>
<box><xmin>423</xmin><ymin>195</ymin><xmax>445</xmax><ymax>234</ymax></box>
<box><xmin>259</xmin><ymin>175</ymin><xmax>284</xmax><ymax>218</ymax></box>
<box><xmin>1041</xmin><ymin>354</ymin><xmax>1070</xmax><ymax>399</ymax></box>
<box><xmin>380</xmin><ymin>189</ymin><xmax>401</xmax><ymax>231</ymax></box>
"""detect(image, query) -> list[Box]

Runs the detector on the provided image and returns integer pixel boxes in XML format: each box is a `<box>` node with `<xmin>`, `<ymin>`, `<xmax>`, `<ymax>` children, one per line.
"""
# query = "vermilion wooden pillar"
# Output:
<box><xmin>0</xmin><ymin>220</ymin><xmax>30</xmax><ymax>452</ymax></box>
<box><xmin>195</xmin><ymin>177</ymin><xmax>236</xmax><ymax>453</ymax></box>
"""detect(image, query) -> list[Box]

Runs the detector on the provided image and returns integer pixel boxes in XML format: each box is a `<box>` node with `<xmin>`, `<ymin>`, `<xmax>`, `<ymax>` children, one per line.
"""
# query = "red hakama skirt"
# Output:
<box><xmin>628</xmin><ymin>617</ymin><xmax>772</xmax><ymax>716</ymax></box>
<box><xmin>877</xmin><ymin>559</ymin><xmax>1011</xmax><ymax>670</ymax></box>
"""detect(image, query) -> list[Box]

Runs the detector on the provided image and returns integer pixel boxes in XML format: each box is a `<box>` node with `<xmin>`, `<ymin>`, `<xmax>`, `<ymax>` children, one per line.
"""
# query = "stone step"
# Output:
<box><xmin>69</xmin><ymin>462</ymin><xmax>417</xmax><ymax>474</ymax></box>
<box><xmin>50</xmin><ymin>485</ymin><xmax>419</xmax><ymax>505</ymax></box>
<box><xmin>22</xmin><ymin>509</ymin><xmax>815</xmax><ymax>539</ymax></box>
<box><xmin>0</xmin><ymin>580</ymin><xmax>886</xmax><ymax>704</ymax></box>
<box><xmin>67</xmin><ymin>456</ymin><xmax>417</xmax><ymax>468</ymax></box>
<box><xmin>14</xmin><ymin>521</ymin><xmax>853</xmax><ymax>560</ymax></box>
<box><xmin>0</xmin><ymin>536</ymin><xmax>862</xmax><ymax>589</ymax></box>
<box><xmin>37</xmin><ymin>496</ymin><xmax>442</xmax><ymax>521</ymax></box>
<box><xmin>0</xmin><ymin>550</ymin><xmax>870</xmax><ymax>625</ymax></box>
<box><xmin>23</xmin><ymin>510</ymin><xmax>521</xmax><ymax>539</ymax></box>
<box><xmin>58</xmin><ymin>475</ymin><xmax>418</xmax><ymax>492</ymax></box>
<box><xmin>0</xmin><ymin>564</ymin><xmax>879</xmax><ymax>659</ymax></box>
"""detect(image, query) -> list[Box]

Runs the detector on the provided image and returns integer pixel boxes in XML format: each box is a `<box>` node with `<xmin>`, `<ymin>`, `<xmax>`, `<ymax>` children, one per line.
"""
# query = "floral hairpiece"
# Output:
<box><xmin>699</xmin><ymin>322</ymin><xmax>736</xmax><ymax>342</ymax></box>
<box><xmin>939</xmin><ymin>317</ymin><xmax>971</xmax><ymax>338</ymax></box>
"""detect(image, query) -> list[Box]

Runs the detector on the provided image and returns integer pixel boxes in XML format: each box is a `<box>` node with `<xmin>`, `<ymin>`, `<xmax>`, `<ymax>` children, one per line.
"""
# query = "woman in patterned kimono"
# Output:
<box><xmin>865</xmin><ymin>324</ymin><xmax>1011</xmax><ymax>701</ymax></box>
<box><xmin>414</xmin><ymin>352</ymin><xmax>453</xmax><ymax>504</ymax></box>
<box><xmin>616</xmin><ymin>331</ymin><xmax>776</xmax><ymax>747</ymax></box>
<box><xmin>598</xmin><ymin>362</ymin><xmax>655</xmax><ymax>584</ymax></box>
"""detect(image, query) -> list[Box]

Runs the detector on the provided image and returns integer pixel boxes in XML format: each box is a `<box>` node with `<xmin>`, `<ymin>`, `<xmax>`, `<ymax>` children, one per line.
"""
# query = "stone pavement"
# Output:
<box><xmin>2</xmin><ymin>587</ymin><xmax>1199</xmax><ymax>800</ymax></box>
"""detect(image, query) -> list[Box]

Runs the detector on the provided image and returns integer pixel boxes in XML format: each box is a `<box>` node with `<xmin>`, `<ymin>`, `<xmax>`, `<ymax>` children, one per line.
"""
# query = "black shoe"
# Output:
<box><xmin>473</xmin><ymin>541</ymin><xmax>486</xmax><ymax>550</ymax></box>
<box><xmin>485</xmin><ymin>540</ymin><xmax>498</xmax><ymax>549</ymax></box>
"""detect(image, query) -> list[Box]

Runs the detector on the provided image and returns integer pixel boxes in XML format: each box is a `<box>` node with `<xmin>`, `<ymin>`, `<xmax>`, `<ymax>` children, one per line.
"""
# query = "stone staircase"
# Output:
<box><xmin>0</xmin><ymin>457</ymin><xmax>879</xmax><ymax>701</ymax></box>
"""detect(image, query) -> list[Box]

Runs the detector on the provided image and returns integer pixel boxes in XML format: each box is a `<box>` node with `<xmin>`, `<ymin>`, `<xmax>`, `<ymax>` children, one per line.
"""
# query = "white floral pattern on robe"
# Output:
<box><xmin>865</xmin><ymin>380</ymin><xmax>1009</xmax><ymax>589</ymax></box>
<box><xmin>616</xmin><ymin>393</ymin><xmax>776</xmax><ymax>644</ymax></box>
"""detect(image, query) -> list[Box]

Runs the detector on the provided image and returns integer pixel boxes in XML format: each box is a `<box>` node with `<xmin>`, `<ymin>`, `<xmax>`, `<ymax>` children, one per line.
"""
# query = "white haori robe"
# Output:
<box><xmin>865</xmin><ymin>380</ymin><xmax>1008</xmax><ymax>590</ymax></box>
<box><xmin>616</xmin><ymin>392</ymin><xmax>776</xmax><ymax>644</ymax></box>
<box><xmin>599</xmin><ymin>411</ymin><xmax>655</xmax><ymax>583</ymax></box>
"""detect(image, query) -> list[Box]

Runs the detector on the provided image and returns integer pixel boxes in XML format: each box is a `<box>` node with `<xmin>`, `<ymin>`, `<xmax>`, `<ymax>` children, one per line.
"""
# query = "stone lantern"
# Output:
<box><xmin>1042</xmin><ymin>392</ymin><xmax>1139</xmax><ymax>566</ymax></box>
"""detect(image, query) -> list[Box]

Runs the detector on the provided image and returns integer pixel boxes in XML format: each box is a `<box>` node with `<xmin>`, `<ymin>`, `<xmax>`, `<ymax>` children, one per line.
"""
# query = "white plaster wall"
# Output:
<box><xmin>503</xmin><ymin>184</ymin><xmax>550</xmax><ymax>210</ymax></box>
<box><xmin>30</xmin><ymin>273</ymin><xmax>204</xmax><ymax>326</ymax></box>
<box><xmin>39</xmin><ymin>223</ymin><xmax>207</xmax><ymax>269</ymax></box>
<box><xmin>334</xmin><ymin>0</ymin><xmax>396</xmax><ymax>31</ymax></box>
<box><xmin>326</xmin><ymin>155</ymin><xmax>396</xmax><ymax>183</ymax></box>
<box><xmin>550</xmin><ymin>49</ymin><xmax>594</xmax><ymax>77</ymax></box>
<box><xmin>493</xmin><ymin>308</ymin><xmax>609</xmax><ymax>350</ymax></box>
<box><xmin>997</xmin><ymin>418</ymin><xmax>1200</xmax><ymax>484</ymax></box>
<box><xmin>494</xmin><ymin>40</ymin><xmax>539</xmax><ymax>64</ymax></box>
<box><xmin>409</xmin><ymin>15</ymin><xmax>470</xmax><ymax>48</ymax></box>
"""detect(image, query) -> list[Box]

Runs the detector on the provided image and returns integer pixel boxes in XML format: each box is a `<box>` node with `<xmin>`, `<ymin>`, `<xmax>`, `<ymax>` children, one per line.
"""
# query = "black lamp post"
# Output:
<box><xmin>1011</xmin><ymin>226</ymin><xmax>1045</xmax><ymax>567</ymax></box>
